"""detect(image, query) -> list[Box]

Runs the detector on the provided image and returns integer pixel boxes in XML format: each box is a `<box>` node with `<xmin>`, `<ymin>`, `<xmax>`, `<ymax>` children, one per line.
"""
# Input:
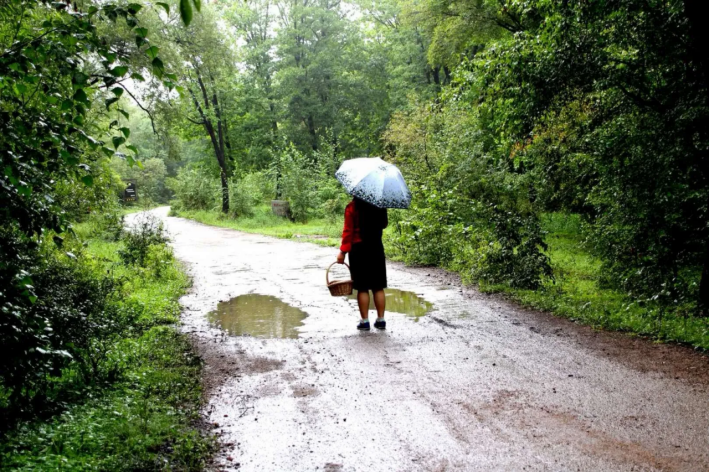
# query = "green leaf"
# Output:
<box><xmin>105</xmin><ymin>97</ymin><xmax>120</xmax><ymax>109</ymax></box>
<box><xmin>120</xmin><ymin>127</ymin><xmax>131</xmax><ymax>138</ymax></box>
<box><xmin>110</xmin><ymin>66</ymin><xmax>129</xmax><ymax>77</ymax></box>
<box><xmin>88</xmin><ymin>5</ymin><xmax>98</xmax><ymax>16</ymax></box>
<box><xmin>111</xmin><ymin>87</ymin><xmax>124</xmax><ymax>97</ymax></box>
<box><xmin>81</xmin><ymin>175</ymin><xmax>94</xmax><ymax>187</ymax></box>
<box><xmin>193</xmin><ymin>0</ymin><xmax>201</xmax><ymax>12</ymax></box>
<box><xmin>53</xmin><ymin>235</ymin><xmax>64</xmax><ymax>247</ymax></box>
<box><xmin>152</xmin><ymin>57</ymin><xmax>165</xmax><ymax>78</ymax></box>
<box><xmin>135</xmin><ymin>27</ymin><xmax>148</xmax><ymax>38</ymax></box>
<box><xmin>112</xmin><ymin>136</ymin><xmax>126</xmax><ymax>149</ymax></box>
<box><xmin>102</xmin><ymin>146</ymin><xmax>115</xmax><ymax>158</ymax></box>
<box><xmin>156</xmin><ymin>2</ymin><xmax>170</xmax><ymax>14</ymax></box>
<box><xmin>180</xmin><ymin>0</ymin><xmax>193</xmax><ymax>26</ymax></box>
<box><xmin>117</xmin><ymin>108</ymin><xmax>130</xmax><ymax>120</ymax></box>
<box><xmin>131</xmin><ymin>72</ymin><xmax>146</xmax><ymax>82</ymax></box>
<box><xmin>127</xmin><ymin>3</ymin><xmax>142</xmax><ymax>14</ymax></box>
<box><xmin>73</xmin><ymin>88</ymin><xmax>89</xmax><ymax>105</ymax></box>
<box><xmin>145</xmin><ymin>46</ymin><xmax>160</xmax><ymax>60</ymax></box>
<box><xmin>165</xmin><ymin>72</ymin><xmax>178</xmax><ymax>81</ymax></box>
<box><xmin>136</xmin><ymin>36</ymin><xmax>147</xmax><ymax>48</ymax></box>
<box><xmin>126</xmin><ymin>144</ymin><xmax>139</xmax><ymax>154</ymax></box>
<box><xmin>61</xmin><ymin>99</ymin><xmax>73</xmax><ymax>111</ymax></box>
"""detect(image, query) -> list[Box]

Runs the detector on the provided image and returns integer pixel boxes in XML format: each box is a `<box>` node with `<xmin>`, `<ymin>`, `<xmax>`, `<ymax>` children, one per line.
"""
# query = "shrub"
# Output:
<box><xmin>277</xmin><ymin>147</ymin><xmax>318</xmax><ymax>223</ymax></box>
<box><xmin>167</xmin><ymin>167</ymin><xmax>219</xmax><ymax>211</ymax></box>
<box><xmin>228</xmin><ymin>172</ymin><xmax>271</xmax><ymax>218</ymax></box>
<box><xmin>118</xmin><ymin>214</ymin><xmax>169</xmax><ymax>267</ymax></box>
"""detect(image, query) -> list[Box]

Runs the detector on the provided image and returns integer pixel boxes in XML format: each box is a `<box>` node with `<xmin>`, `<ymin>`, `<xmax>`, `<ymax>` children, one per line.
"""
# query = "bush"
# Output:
<box><xmin>228</xmin><ymin>172</ymin><xmax>272</xmax><ymax>218</ymax></box>
<box><xmin>277</xmin><ymin>147</ymin><xmax>318</xmax><ymax>223</ymax></box>
<box><xmin>118</xmin><ymin>214</ymin><xmax>169</xmax><ymax>267</ymax></box>
<box><xmin>167</xmin><ymin>167</ymin><xmax>219</xmax><ymax>211</ymax></box>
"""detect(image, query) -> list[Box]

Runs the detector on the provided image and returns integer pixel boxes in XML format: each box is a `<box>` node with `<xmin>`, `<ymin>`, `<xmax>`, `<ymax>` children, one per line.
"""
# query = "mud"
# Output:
<box><xmin>129</xmin><ymin>208</ymin><xmax>709</xmax><ymax>471</ymax></box>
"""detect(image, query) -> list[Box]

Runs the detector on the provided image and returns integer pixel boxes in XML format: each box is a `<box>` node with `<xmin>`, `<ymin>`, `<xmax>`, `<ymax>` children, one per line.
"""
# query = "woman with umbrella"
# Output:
<box><xmin>335</xmin><ymin>158</ymin><xmax>411</xmax><ymax>331</ymax></box>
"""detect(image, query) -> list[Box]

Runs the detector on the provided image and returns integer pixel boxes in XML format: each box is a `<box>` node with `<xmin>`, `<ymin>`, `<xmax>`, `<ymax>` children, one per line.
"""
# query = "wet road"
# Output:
<box><xmin>141</xmin><ymin>208</ymin><xmax>709</xmax><ymax>471</ymax></box>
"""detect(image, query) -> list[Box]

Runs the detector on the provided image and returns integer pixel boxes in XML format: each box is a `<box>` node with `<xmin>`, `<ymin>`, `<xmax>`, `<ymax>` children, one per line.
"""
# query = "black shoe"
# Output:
<box><xmin>374</xmin><ymin>319</ymin><xmax>386</xmax><ymax>330</ymax></box>
<box><xmin>357</xmin><ymin>320</ymin><xmax>370</xmax><ymax>331</ymax></box>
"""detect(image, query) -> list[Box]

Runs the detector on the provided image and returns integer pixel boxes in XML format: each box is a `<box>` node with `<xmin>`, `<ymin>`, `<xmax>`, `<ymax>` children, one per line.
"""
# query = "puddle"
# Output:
<box><xmin>207</xmin><ymin>294</ymin><xmax>307</xmax><ymax>338</ymax></box>
<box><xmin>348</xmin><ymin>289</ymin><xmax>433</xmax><ymax>320</ymax></box>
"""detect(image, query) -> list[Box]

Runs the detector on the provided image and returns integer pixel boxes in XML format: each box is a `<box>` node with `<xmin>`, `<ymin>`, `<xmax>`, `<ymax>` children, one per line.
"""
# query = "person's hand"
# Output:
<box><xmin>336</xmin><ymin>251</ymin><xmax>346</xmax><ymax>264</ymax></box>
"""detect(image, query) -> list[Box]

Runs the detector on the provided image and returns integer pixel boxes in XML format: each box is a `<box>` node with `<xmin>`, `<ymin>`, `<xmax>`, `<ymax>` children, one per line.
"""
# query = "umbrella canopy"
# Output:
<box><xmin>335</xmin><ymin>157</ymin><xmax>411</xmax><ymax>209</ymax></box>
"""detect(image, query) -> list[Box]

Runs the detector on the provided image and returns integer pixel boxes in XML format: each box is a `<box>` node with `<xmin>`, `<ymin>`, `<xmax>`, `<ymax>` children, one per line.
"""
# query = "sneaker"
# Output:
<box><xmin>374</xmin><ymin>319</ymin><xmax>386</xmax><ymax>330</ymax></box>
<box><xmin>357</xmin><ymin>320</ymin><xmax>370</xmax><ymax>331</ymax></box>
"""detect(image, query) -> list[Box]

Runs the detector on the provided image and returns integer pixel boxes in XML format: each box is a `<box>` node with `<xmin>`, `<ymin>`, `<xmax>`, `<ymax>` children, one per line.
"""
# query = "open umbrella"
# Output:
<box><xmin>335</xmin><ymin>157</ymin><xmax>411</xmax><ymax>209</ymax></box>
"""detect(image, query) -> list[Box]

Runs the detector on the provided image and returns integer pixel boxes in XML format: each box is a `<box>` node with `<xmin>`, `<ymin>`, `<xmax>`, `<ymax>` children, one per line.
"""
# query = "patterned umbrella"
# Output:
<box><xmin>335</xmin><ymin>157</ymin><xmax>411</xmax><ymax>209</ymax></box>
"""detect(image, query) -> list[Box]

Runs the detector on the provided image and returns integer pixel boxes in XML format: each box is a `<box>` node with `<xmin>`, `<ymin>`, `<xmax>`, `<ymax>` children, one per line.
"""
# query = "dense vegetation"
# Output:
<box><xmin>2</xmin><ymin>0</ymin><xmax>709</xmax><ymax>469</ymax></box>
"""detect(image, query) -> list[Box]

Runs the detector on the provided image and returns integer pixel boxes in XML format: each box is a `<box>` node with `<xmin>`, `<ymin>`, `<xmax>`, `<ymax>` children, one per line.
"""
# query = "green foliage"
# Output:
<box><xmin>167</xmin><ymin>167</ymin><xmax>219</xmax><ymax>212</ymax></box>
<box><xmin>118</xmin><ymin>214</ymin><xmax>169</xmax><ymax>267</ymax></box>
<box><xmin>228</xmin><ymin>172</ymin><xmax>272</xmax><ymax>219</ymax></box>
<box><xmin>276</xmin><ymin>146</ymin><xmax>318</xmax><ymax>223</ymax></box>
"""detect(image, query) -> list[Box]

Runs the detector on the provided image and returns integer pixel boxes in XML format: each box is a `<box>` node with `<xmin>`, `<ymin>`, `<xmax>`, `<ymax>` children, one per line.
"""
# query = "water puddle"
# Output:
<box><xmin>348</xmin><ymin>289</ymin><xmax>433</xmax><ymax>320</ymax></box>
<box><xmin>207</xmin><ymin>294</ymin><xmax>307</xmax><ymax>338</ymax></box>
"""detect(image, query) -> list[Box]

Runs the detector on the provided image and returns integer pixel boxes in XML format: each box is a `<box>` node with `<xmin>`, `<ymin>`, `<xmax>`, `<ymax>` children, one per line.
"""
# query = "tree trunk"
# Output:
<box><xmin>683</xmin><ymin>0</ymin><xmax>709</xmax><ymax>312</ymax></box>
<box><xmin>220</xmin><ymin>168</ymin><xmax>229</xmax><ymax>214</ymax></box>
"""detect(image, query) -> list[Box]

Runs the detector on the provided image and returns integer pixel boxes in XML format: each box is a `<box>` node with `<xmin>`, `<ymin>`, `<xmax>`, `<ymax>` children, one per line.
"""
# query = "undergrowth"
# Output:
<box><xmin>0</xmin><ymin>213</ymin><xmax>214</xmax><ymax>471</ymax></box>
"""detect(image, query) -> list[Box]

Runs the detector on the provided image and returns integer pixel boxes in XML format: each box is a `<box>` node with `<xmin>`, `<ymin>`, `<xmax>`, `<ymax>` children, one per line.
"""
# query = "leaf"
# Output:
<box><xmin>105</xmin><ymin>97</ymin><xmax>119</xmax><ymax>109</ymax></box>
<box><xmin>102</xmin><ymin>146</ymin><xmax>115</xmax><ymax>158</ymax></box>
<box><xmin>117</xmin><ymin>108</ymin><xmax>130</xmax><ymax>120</ymax></box>
<box><xmin>81</xmin><ymin>175</ymin><xmax>94</xmax><ymax>187</ymax></box>
<box><xmin>53</xmin><ymin>235</ymin><xmax>64</xmax><ymax>247</ymax></box>
<box><xmin>127</xmin><ymin>3</ymin><xmax>142</xmax><ymax>14</ymax></box>
<box><xmin>131</xmin><ymin>72</ymin><xmax>146</xmax><ymax>82</ymax></box>
<box><xmin>136</xmin><ymin>36</ymin><xmax>147</xmax><ymax>48</ymax></box>
<box><xmin>156</xmin><ymin>2</ymin><xmax>170</xmax><ymax>14</ymax></box>
<box><xmin>151</xmin><ymin>57</ymin><xmax>165</xmax><ymax>78</ymax></box>
<box><xmin>112</xmin><ymin>136</ymin><xmax>126</xmax><ymax>149</ymax></box>
<box><xmin>111</xmin><ymin>87</ymin><xmax>124</xmax><ymax>97</ymax></box>
<box><xmin>120</xmin><ymin>127</ymin><xmax>131</xmax><ymax>138</ymax></box>
<box><xmin>180</xmin><ymin>0</ymin><xmax>193</xmax><ymax>26</ymax></box>
<box><xmin>110</xmin><ymin>66</ymin><xmax>129</xmax><ymax>77</ymax></box>
<box><xmin>135</xmin><ymin>27</ymin><xmax>148</xmax><ymax>38</ymax></box>
<box><xmin>61</xmin><ymin>99</ymin><xmax>73</xmax><ymax>111</ymax></box>
<box><xmin>193</xmin><ymin>0</ymin><xmax>201</xmax><ymax>12</ymax></box>
<box><xmin>73</xmin><ymin>88</ymin><xmax>89</xmax><ymax>104</ymax></box>
<box><xmin>145</xmin><ymin>46</ymin><xmax>160</xmax><ymax>60</ymax></box>
<box><xmin>88</xmin><ymin>5</ymin><xmax>98</xmax><ymax>16</ymax></box>
<box><xmin>126</xmin><ymin>144</ymin><xmax>138</xmax><ymax>154</ymax></box>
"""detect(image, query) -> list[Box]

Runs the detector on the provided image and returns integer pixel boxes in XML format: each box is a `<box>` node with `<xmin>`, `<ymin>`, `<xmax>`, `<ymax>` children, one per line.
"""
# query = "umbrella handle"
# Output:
<box><xmin>326</xmin><ymin>262</ymin><xmax>351</xmax><ymax>285</ymax></box>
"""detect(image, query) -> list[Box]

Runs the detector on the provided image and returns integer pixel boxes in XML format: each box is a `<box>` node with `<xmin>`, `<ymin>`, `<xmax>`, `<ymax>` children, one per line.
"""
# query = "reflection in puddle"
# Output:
<box><xmin>347</xmin><ymin>289</ymin><xmax>433</xmax><ymax>321</ymax></box>
<box><xmin>207</xmin><ymin>294</ymin><xmax>307</xmax><ymax>338</ymax></box>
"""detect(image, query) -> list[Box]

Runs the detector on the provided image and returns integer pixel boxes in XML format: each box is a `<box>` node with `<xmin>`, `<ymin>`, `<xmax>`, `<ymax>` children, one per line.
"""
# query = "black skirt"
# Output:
<box><xmin>349</xmin><ymin>239</ymin><xmax>387</xmax><ymax>291</ymax></box>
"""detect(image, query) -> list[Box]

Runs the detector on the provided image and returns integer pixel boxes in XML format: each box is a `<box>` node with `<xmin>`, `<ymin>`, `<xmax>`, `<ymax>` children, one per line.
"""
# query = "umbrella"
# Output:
<box><xmin>335</xmin><ymin>157</ymin><xmax>411</xmax><ymax>209</ymax></box>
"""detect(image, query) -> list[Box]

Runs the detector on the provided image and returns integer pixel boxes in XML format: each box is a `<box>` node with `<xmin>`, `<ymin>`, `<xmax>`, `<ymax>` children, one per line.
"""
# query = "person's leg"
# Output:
<box><xmin>373</xmin><ymin>289</ymin><xmax>385</xmax><ymax>319</ymax></box>
<box><xmin>357</xmin><ymin>290</ymin><xmax>370</xmax><ymax>320</ymax></box>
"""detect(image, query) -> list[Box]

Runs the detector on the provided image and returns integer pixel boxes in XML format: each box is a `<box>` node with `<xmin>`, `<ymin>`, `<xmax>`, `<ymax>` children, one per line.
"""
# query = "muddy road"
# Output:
<box><xmin>137</xmin><ymin>208</ymin><xmax>709</xmax><ymax>471</ymax></box>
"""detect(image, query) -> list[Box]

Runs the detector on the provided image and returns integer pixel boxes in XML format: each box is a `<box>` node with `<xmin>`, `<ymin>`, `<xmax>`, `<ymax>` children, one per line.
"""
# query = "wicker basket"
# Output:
<box><xmin>326</xmin><ymin>262</ymin><xmax>354</xmax><ymax>296</ymax></box>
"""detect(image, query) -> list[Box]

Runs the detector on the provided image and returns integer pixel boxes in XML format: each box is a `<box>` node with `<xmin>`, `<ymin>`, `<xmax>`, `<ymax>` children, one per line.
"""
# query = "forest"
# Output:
<box><xmin>2</xmin><ymin>0</ymin><xmax>709</xmax><ymax>469</ymax></box>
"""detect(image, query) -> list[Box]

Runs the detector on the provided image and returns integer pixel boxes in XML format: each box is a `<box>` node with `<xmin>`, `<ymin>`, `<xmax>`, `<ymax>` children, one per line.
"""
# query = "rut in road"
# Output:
<box><xmin>140</xmin><ymin>207</ymin><xmax>709</xmax><ymax>471</ymax></box>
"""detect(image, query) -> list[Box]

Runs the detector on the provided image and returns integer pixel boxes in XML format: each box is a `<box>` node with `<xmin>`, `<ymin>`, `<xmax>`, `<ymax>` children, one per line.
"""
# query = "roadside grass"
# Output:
<box><xmin>174</xmin><ymin>206</ymin><xmax>709</xmax><ymax>350</ymax></box>
<box><xmin>482</xmin><ymin>213</ymin><xmax>709</xmax><ymax>350</ymax></box>
<box><xmin>0</xmin><ymin>220</ymin><xmax>214</xmax><ymax>471</ymax></box>
<box><xmin>171</xmin><ymin>205</ymin><xmax>343</xmax><ymax>248</ymax></box>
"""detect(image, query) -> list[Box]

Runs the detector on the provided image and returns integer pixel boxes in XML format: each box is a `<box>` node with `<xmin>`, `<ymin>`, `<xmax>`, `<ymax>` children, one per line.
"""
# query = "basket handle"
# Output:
<box><xmin>326</xmin><ymin>262</ymin><xmax>351</xmax><ymax>285</ymax></box>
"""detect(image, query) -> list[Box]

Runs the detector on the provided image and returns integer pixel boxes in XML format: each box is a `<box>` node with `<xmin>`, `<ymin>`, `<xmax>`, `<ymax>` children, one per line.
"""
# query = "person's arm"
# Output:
<box><xmin>338</xmin><ymin>203</ymin><xmax>354</xmax><ymax>263</ymax></box>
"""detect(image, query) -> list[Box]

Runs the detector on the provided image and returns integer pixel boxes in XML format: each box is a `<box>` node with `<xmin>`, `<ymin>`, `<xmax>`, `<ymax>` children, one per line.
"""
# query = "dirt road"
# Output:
<box><xmin>138</xmin><ymin>207</ymin><xmax>709</xmax><ymax>471</ymax></box>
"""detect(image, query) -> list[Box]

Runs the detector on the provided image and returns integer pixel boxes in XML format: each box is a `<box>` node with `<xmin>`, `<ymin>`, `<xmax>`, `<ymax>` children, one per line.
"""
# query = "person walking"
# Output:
<box><xmin>337</xmin><ymin>197</ymin><xmax>388</xmax><ymax>330</ymax></box>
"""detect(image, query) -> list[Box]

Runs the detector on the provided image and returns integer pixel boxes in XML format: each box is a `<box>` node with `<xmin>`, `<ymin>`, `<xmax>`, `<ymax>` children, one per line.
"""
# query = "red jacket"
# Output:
<box><xmin>340</xmin><ymin>201</ymin><xmax>362</xmax><ymax>253</ymax></box>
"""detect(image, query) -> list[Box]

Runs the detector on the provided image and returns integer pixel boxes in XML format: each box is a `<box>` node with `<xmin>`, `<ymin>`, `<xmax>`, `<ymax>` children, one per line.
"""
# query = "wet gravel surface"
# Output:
<box><xmin>137</xmin><ymin>208</ymin><xmax>709</xmax><ymax>471</ymax></box>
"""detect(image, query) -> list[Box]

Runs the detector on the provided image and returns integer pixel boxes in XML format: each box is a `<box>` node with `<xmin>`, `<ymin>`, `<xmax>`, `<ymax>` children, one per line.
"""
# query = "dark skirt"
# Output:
<box><xmin>349</xmin><ymin>239</ymin><xmax>387</xmax><ymax>291</ymax></box>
